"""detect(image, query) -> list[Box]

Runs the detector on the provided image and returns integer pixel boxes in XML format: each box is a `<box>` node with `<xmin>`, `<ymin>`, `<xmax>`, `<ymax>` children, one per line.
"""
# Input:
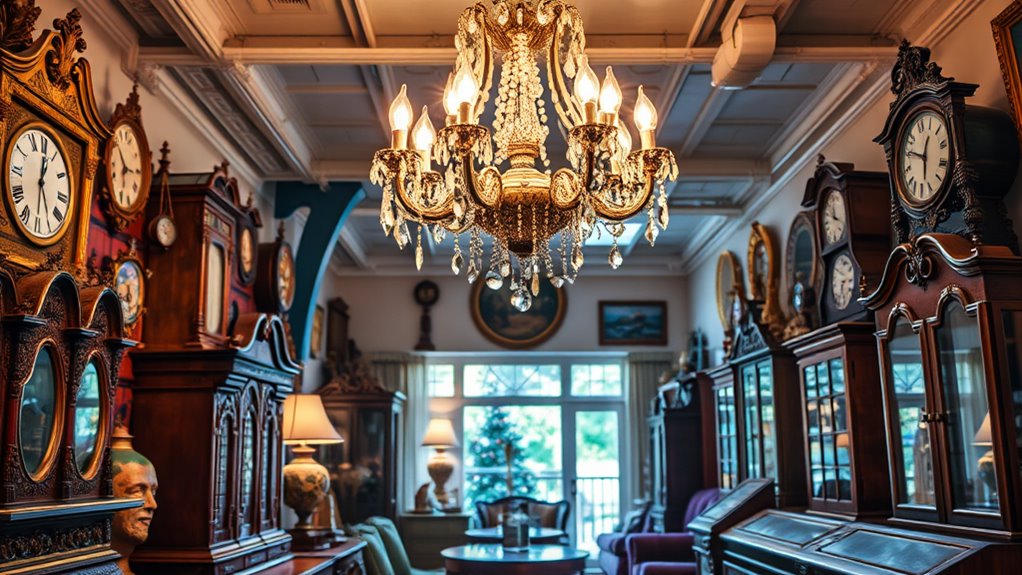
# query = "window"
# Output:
<box><xmin>426</xmin><ymin>353</ymin><xmax>627</xmax><ymax>555</ymax></box>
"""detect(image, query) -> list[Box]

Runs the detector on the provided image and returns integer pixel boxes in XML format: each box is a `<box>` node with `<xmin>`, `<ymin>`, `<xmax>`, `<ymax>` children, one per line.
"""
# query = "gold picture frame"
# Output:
<box><xmin>715</xmin><ymin>251</ymin><xmax>743</xmax><ymax>332</ymax></box>
<box><xmin>470</xmin><ymin>279</ymin><xmax>566</xmax><ymax>349</ymax></box>
<box><xmin>993</xmin><ymin>1</ymin><xmax>1022</xmax><ymax>144</ymax></box>
<box><xmin>311</xmin><ymin>304</ymin><xmax>324</xmax><ymax>359</ymax></box>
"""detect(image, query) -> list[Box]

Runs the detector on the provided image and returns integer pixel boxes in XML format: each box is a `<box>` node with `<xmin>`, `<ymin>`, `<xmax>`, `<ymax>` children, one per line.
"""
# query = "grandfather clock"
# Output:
<box><xmin>132</xmin><ymin>161</ymin><xmax>300</xmax><ymax>574</ymax></box>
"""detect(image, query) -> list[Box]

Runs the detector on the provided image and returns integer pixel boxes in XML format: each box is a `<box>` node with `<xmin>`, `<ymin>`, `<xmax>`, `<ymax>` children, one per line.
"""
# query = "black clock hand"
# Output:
<box><xmin>922</xmin><ymin>136</ymin><xmax>930</xmax><ymax>180</ymax></box>
<box><xmin>118</xmin><ymin>147</ymin><xmax>130</xmax><ymax>176</ymax></box>
<box><xmin>36</xmin><ymin>155</ymin><xmax>48</xmax><ymax>214</ymax></box>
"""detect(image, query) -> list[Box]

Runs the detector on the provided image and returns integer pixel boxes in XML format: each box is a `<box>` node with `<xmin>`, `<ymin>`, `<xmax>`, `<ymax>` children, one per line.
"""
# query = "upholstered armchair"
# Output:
<box><xmin>623</xmin><ymin>488</ymin><xmax>720</xmax><ymax>575</ymax></box>
<box><xmin>596</xmin><ymin>500</ymin><xmax>653</xmax><ymax>575</ymax></box>
<box><xmin>474</xmin><ymin>496</ymin><xmax>571</xmax><ymax>531</ymax></box>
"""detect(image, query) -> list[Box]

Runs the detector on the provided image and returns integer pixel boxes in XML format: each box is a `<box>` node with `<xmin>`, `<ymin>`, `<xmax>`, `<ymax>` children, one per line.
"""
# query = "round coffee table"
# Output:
<box><xmin>441</xmin><ymin>544</ymin><xmax>588</xmax><ymax>575</ymax></box>
<box><xmin>464</xmin><ymin>526</ymin><xmax>565</xmax><ymax>544</ymax></box>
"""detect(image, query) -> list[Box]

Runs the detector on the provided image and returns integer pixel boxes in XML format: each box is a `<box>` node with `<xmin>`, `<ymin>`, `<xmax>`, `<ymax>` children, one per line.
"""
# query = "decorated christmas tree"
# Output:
<box><xmin>465</xmin><ymin>405</ymin><xmax>537</xmax><ymax>504</ymax></box>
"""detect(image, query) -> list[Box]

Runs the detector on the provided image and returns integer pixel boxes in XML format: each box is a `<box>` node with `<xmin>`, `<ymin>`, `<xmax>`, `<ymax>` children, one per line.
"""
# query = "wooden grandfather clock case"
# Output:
<box><xmin>0</xmin><ymin>7</ymin><xmax>140</xmax><ymax>574</ymax></box>
<box><xmin>131</xmin><ymin>164</ymin><xmax>300</xmax><ymax>575</ymax></box>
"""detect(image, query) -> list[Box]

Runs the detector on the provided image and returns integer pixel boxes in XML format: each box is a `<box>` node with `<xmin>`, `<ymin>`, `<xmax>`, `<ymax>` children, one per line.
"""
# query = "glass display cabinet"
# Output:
<box><xmin>784</xmin><ymin>323</ymin><xmax>892</xmax><ymax>519</ymax></box>
<box><xmin>689</xmin><ymin>478</ymin><xmax>774</xmax><ymax>575</ymax></box>
<box><xmin>710</xmin><ymin>301</ymin><xmax>806</xmax><ymax>508</ymax></box>
<box><xmin>861</xmin><ymin>233</ymin><xmax>1022</xmax><ymax>535</ymax></box>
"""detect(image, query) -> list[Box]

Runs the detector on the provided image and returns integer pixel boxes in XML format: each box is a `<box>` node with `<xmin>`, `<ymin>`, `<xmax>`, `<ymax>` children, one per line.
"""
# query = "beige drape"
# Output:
<box><xmin>369</xmin><ymin>352</ymin><xmax>429</xmax><ymax>514</ymax></box>
<box><xmin>626</xmin><ymin>352</ymin><xmax>674</xmax><ymax>504</ymax></box>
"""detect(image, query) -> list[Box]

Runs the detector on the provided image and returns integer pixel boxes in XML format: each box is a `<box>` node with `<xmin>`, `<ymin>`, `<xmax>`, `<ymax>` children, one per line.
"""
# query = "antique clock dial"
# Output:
<box><xmin>115</xmin><ymin>259</ymin><xmax>144</xmax><ymax>327</ymax></box>
<box><xmin>277</xmin><ymin>245</ymin><xmax>295</xmax><ymax>312</ymax></box>
<box><xmin>108</xmin><ymin>124</ymin><xmax>145</xmax><ymax>211</ymax></box>
<box><xmin>822</xmin><ymin>190</ymin><xmax>846</xmax><ymax>246</ymax></box>
<box><xmin>237</xmin><ymin>225</ymin><xmax>257</xmax><ymax>285</ymax></box>
<box><xmin>897</xmin><ymin>110</ymin><xmax>949</xmax><ymax>206</ymax></box>
<box><xmin>830</xmin><ymin>253</ymin><xmax>855</xmax><ymax>311</ymax></box>
<box><xmin>7</xmin><ymin>126</ymin><xmax>72</xmax><ymax>243</ymax></box>
<box><xmin>150</xmin><ymin>214</ymin><xmax>177</xmax><ymax>248</ymax></box>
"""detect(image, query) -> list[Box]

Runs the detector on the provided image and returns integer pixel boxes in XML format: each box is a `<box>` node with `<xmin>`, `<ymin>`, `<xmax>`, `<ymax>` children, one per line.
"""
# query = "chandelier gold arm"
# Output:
<box><xmin>590</xmin><ymin>148</ymin><xmax>678</xmax><ymax>221</ymax></box>
<box><xmin>551</xmin><ymin>168</ymin><xmax>582</xmax><ymax>209</ymax></box>
<box><xmin>546</xmin><ymin>2</ymin><xmax>585</xmax><ymax>129</ymax></box>
<box><xmin>460</xmin><ymin>152</ymin><xmax>503</xmax><ymax>209</ymax></box>
<box><xmin>392</xmin><ymin>163</ymin><xmax>456</xmax><ymax>223</ymax></box>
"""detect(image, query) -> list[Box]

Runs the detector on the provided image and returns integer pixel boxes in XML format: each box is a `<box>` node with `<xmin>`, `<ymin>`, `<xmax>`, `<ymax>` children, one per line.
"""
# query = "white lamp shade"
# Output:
<box><xmin>974</xmin><ymin>413</ymin><xmax>993</xmax><ymax>447</ymax></box>
<box><xmin>422</xmin><ymin>418</ymin><xmax>459</xmax><ymax>448</ymax></box>
<box><xmin>282</xmin><ymin>394</ymin><xmax>343</xmax><ymax>445</ymax></box>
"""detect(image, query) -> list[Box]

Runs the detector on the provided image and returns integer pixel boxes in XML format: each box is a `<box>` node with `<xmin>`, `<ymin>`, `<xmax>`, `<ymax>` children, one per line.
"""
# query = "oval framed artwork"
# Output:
<box><xmin>470</xmin><ymin>279</ymin><xmax>567</xmax><ymax>349</ymax></box>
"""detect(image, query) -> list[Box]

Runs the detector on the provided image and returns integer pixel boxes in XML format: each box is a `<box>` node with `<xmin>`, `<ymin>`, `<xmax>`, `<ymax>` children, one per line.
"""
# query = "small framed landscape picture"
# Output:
<box><xmin>311</xmin><ymin>304</ymin><xmax>325</xmax><ymax>359</ymax></box>
<box><xmin>599</xmin><ymin>301</ymin><xmax>667</xmax><ymax>346</ymax></box>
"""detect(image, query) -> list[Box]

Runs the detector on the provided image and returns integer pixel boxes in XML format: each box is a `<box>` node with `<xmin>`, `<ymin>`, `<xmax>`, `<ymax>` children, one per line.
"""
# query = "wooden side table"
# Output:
<box><xmin>400</xmin><ymin>512</ymin><xmax>473</xmax><ymax>569</ymax></box>
<box><xmin>441</xmin><ymin>544</ymin><xmax>587</xmax><ymax>574</ymax></box>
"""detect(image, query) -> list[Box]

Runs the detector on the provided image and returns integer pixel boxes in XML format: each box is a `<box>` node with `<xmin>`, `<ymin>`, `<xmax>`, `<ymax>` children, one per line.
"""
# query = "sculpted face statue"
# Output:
<box><xmin>110</xmin><ymin>426</ymin><xmax>158</xmax><ymax>575</ymax></box>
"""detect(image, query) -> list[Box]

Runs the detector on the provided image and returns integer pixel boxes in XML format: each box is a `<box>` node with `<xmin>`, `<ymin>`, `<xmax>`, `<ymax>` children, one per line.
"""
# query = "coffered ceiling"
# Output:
<box><xmin>104</xmin><ymin>0</ymin><xmax>969</xmax><ymax>276</ymax></box>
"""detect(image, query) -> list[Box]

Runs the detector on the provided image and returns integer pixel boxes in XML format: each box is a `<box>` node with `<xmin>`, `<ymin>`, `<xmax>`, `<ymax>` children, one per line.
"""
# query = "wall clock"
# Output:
<box><xmin>782</xmin><ymin>211</ymin><xmax>818</xmax><ymax>338</ymax></box>
<box><xmin>256</xmin><ymin>224</ymin><xmax>296</xmax><ymax>314</ymax></box>
<box><xmin>5</xmin><ymin>124</ymin><xmax>74</xmax><ymax>245</ymax></box>
<box><xmin>715</xmin><ymin>251</ymin><xmax>743</xmax><ymax>333</ymax></box>
<box><xmin>874</xmin><ymin>41</ymin><xmax>1019</xmax><ymax>250</ymax></box>
<box><xmin>802</xmin><ymin>157</ymin><xmax>890</xmax><ymax>326</ymax></box>
<box><xmin>148</xmin><ymin>142</ymin><xmax>177</xmax><ymax>249</ymax></box>
<box><xmin>747</xmin><ymin>222</ymin><xmax>783</xmax><ymax>337</ymax></box>
<box><xmin>112</xmin><ymin>244</ymin><xmax>147</xmax><ymax>331</ymax></box>
<box><xmin>238</xmin><ymin>222</ymin><xmax>257</xmax><ymax>285</ymax></box>
<box><xmin>102</xmin><ymin>85</ymin><xmax>152</xmax><ymax>231</ymax></box>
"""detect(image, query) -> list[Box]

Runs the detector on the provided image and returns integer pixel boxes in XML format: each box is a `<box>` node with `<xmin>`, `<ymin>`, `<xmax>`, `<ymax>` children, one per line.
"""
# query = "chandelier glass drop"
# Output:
<box><xmin>370</xmin><ymin>0</ymin><xmax>678</xmax><ymax>311</ymax></box>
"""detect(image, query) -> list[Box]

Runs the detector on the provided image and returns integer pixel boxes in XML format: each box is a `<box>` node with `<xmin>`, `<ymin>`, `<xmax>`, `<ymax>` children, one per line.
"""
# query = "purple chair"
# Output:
<box><xmin>625</xmin><ymin>488</ymin><xmax>720</xmax><ymax>575</ymax></box>
<box><xmin>596</xmin><ymin>500</ymin><xmax>653</xmax><ymax>575</ymax></box>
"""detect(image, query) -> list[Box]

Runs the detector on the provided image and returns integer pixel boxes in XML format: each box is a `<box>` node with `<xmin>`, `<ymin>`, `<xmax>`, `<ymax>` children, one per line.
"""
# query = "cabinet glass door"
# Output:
<box><xmin>742</xmin><ymin>365</ymin><xmax>762</xmax><ymax>478</ymax></box>
<box><xmin>885</xmin><ymin>317</ymin><xmax>935</xmax><ymax>508</ymax></box>
<box><xmin>935</xmin><ymin>301</ymin><xmax>998</xmax><ymax>513</ymax></box>
<box><xmin>759</xmin><ymin>362</ymin><xmax>776</xmax><ymax>481</ymax></box>
<box><xmin>805</xmin><ymin>358</ymin><xmax>851</xmax><ymax>502</ymax></box>
<box><xmin>716</xmin><ymin>385</ymin><xmax>738</xmax><ymax>489</ymax></box>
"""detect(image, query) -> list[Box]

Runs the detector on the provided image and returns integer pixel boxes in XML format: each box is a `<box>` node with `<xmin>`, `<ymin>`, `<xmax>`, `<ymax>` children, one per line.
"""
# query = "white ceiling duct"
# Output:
<box><xmin>711</xmin><ymin>15</ymin><xmax>777</xmax><ymax>89</ymax></box>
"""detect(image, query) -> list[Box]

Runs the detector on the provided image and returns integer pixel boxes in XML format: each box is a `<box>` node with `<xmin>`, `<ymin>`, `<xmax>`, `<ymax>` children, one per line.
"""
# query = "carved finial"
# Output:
<box><xmin>816</xmin><ymin>154</ymin><xmax>826</xmax><ymax>166</ymax></box>
<box><xmin>157</xmin><ymin>141</ymin><xmax>171</xmax><ymax>175</ymax></box>
<box><xmin>112</xmin><ymin>84</ymin><xmax>142</xmax><ymax>124</ymax></box>
<box><xmin>220</xmin><ymin>159</ymin><xmax>230</xmax><ymax>176</ymax></box>
<box><xmin>0</xmin><ymin>0</ymin><xmax>42</xmax><ymax>52</ymax></box>
<box><xmin>276</xmin><ymin>220</ymin><xmax>286</xmax><ymax>240</ymax></box>
<box><xmin>890</xmin><ymin>40</ymin><xmax>952</xmax><ymax>99</ymax></box>
<box><xmin>246</xmin><ymin>191</ymin><xmax>254</xmax><ymax>209</ymax></box>
<box><xmin>46</xmin><ymin>8</ymin><xmax>86</xmax><ymax>90</ymax></box>
<box><xmin>859</xmin><ymin>273</ymin><xmax>868</xmax><ymax>298</ymax></box>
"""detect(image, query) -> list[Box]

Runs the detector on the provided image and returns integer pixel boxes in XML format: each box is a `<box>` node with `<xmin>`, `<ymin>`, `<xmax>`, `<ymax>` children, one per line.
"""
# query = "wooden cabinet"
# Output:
<box><xmin>708</xmin><ymin>365</ymin><xmax>739</xmax><ymax>491</ymax></box>
<box><xmin>399</xmin><ymin>513</ymin><xmax>471</xmax><ymax>569</ymax></box>
<box><xmin>784</xmin><ymin>323</ymin><xmax>892</xmax><ymax>519</ymax></box>
<box><xmin>131</xmin><ymin>315</ymin><xmax>299</xmax><ymax>574</ymax></box>
<box><xmin>287</xmin><ymin>538</ymin><xmax>367</xmax><ymax>575</ymax></box>
<box><xmin>317</xmin><ymin>379</ymin><xmax>405</xmax><ymax>524</ymax></box>
<box><xmin>861</xmin><ymin>233</ymin><xmax>1022</xmax><ymax>535</ymax></box>
<box><xmin>648</xmin><ymin>373</ymin><xmax>710</xmax><ymax>531</ymax></box>
<box><xmin>709</xmin><ymin>302</ymin><xmax>806</xmax><ymax>508</ymax></box>
<box><xmin>689</xmin><ymin>478</ymin><xmax>774</xmax><ymax>575</ymax></box>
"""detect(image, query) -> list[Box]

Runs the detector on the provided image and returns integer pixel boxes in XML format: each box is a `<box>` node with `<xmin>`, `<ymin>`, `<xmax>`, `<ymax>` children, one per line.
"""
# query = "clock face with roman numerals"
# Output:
<box><xmin>897</xmin><ymin>110</ymin><xmax>950</xmax><ymax>208</ymax></box>
<box><xmin>6</xmin><ymin>126</ymin><xmax>72</xmax><ymax>244</ymax></box>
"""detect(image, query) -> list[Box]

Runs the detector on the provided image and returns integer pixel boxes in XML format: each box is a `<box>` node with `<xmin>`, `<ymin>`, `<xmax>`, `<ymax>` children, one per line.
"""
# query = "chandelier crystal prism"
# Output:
<box><xmin>370</xmin><ymin>0</ymin><xmax>679</xmax><ymax>311</ymax></box>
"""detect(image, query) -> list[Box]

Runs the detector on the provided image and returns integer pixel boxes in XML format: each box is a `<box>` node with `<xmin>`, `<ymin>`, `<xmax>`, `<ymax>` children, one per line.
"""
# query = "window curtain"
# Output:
<box><xmin>626</xmin><ymin>352</ymin><xmax>674</xmax><ymax>505</ymax></box>
<box><xmin>369</xmin><ymin>352</ymin><xmax>429</xmax><ymax>514</ymax></box>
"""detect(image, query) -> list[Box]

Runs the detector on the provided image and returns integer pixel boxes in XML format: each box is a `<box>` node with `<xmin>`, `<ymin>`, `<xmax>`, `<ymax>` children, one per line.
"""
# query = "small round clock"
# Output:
<box><xmin>237</xmin><ymin>225</ymin><xmax>257</xmax><ymax>286</ymax></box>
<box><xmin>276</xmin><ymin>243</ymin><xmax>295</xmax><ymax>312</ymax></box>
<box><xmin>103</xmin><ymin>86</ymin><xmax>152</xmax><ymax>230</ymax></box>
<box><xmin>896</xmin><ymin>109</ymin><xmax>950</xmax><ymax>208</ymax></box>
<box><xmin>414</xmin><ymin>280</ymin><xmax>440</xmax><ymax>307</ymax></box>
<box><xmin>830</xmin><ymin>253</ymin><xmax>855</xmax><ymax>311</ymax></box>
<box><xmin>149</xmin><ymin>214</ymin><xmax>177</xmax><ymax>248</ymax></box>
<box><xmin>255</xmin><ymin>230</ymin><xmax>296</xmax><ymax>315</ymax></box>
<box><xmin>114</xmin><ymin>257</ymin><xmax>145</xmax><ymax>329</ymax></box>
<box><xmin>6</xmin><ymin>124</ymin><xmax>73</xmax><ymax>245</ymax></box>
<box><xmin>821</xmin><ymin>189</ymin><xmax>846</xmax><ymax>246</ymax></box>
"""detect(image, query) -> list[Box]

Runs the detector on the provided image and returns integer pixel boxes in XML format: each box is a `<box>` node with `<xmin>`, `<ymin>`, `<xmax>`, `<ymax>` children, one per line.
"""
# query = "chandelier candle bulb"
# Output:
<box><xmin>389</xmin><ymin>84</ymin><xmax>414</xmax><ymax>149</ymax></box>
<box><xmin>454</xmin><ymin>61</ymin><xmax>479</xmax><ymax>123</ymax></box>
<box><xmin>634</xmin><ymin>85</ymin><xmax>658</xmax><ymax>149</ymax></box>
<box><xmin>574</xmin><ymin>55</ymin><xmax>600</xmax><ymax>123</ymax></box>
<box><xmin>443</xmin><ymin>72</ymin><xmax>459</xmax><ymax>125</ymax></box>
<box><xmin>599</xmin><ymin>66</ymin><xmax>622</xmax><ymax>125</ymax></box>
<box><xmin>412</xmin><ymin>107</ymin><xmax>436</xmax><ymax>171</ymax></box>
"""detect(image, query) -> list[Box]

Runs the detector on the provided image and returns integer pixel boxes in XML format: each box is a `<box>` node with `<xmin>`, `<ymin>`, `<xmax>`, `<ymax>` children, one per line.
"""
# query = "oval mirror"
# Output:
<box><xmin>74</xmin><ymin>360</ymin><xmax>102</xmax><ymax>475</ymax></box>
<box><xmin>20</xmin><ymin>347</ymin><xmax>58</xmax><ymax>478</ymax></box>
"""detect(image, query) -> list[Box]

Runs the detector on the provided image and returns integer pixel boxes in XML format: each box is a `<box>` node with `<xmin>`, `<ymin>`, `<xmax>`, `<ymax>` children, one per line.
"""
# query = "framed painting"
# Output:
<box><xmin>311</xmin><ymin>304</ymin><xmax>325</xmax><ymax>359</ymax></box>
<box><xmin>470</xmin><ymin>279</ymin><xmax>567</xmax><ymax>349</ymax></box>
<box><xmin>994</xmin><ymin>1</ymin><xmax>1022</xmax><ymax>143</ymax></box>
<box><xmin>599</xmin><ymin>301</ymin><xmax>667</xmax><ymax>345</ymax></box>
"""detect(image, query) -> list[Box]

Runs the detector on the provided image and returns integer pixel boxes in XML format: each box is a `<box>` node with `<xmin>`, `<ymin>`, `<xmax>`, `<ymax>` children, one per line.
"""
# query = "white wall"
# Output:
<box><xmin>331</xmin><ymin>273</ymin><xmax>688</xmax><ymax>354</ymax></box>
<box><xmin>686</xmin><ymin>0</ymin><xmax>1022</xmax><ymax>358</ymax></box>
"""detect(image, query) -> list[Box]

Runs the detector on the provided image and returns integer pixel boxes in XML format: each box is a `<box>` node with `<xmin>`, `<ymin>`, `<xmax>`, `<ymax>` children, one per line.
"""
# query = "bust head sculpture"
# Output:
<box><xmin>110</xmin><ymin>425</ymin><xmax>159</xmax><ymax>575</ymax></box>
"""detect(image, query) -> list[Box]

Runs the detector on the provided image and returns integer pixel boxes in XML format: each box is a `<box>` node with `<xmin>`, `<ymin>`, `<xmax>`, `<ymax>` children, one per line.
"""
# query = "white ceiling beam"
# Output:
<box><xmin>688</xmin><ymin>0</ymin><xmax>728</xmax><ymax>47</ymax></box>
<box><xmin>311</xmin><ymin>157</ymin><xmax>770</xmax><ymax>182</ymax></box>
<box><xmin>210</xmin><ymin>43</ymin><xmax>895</xmax><ymax>66</ymax></box>
<box><xmin>339</xmin><ymin>226</ymin><xmax>371</xmax><ymax>270</ymax></box>
<box><xmin>680</xmin><ymin>86</ymin><xmax>733</xmax><ymax>157</ymax></box>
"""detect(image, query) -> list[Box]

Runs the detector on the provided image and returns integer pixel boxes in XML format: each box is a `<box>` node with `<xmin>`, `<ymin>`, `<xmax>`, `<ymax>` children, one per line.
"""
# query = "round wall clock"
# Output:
<box><xmin>715</xmin><ymin>251</ymin><xmax>742</xmax><ymax>332</ymax></box>
<box><xmin>784</xmin><ymin>211</ymin><xmax>818</xmax><ymax>314</ymax></box>
<box><xmin>5</xmin><ymin>124</ymin><xmax>73</xmax><ymax>245</ymax></box>
<box><xmin>255</xmin><ymin>228</ymin><xmax>296</xmax><ymax>315</ymax></box>
<box><xmin>821</xmin><ymin>189</ymin><xmax>846</xmax><ymax>247</ymax></box>
<box><xmin>150</xmin><ymin>214</ymin><xmax>177</xmax><ymax>248</ymax></box>
<box><xmin>829</xmin><ymin>252</ymin><xmax>855</xmax><ymax>311</ymax></box>
<box><xmin>894</xmin><ymin>108</ymin><xmax>950</xmax><ymax>210</ymax></box>
<box><xmin>103</xmin><ymin>85</ymin><xmax>152</xmax><ymax>231</ymax></box>
<box><xmin>237</xmin><ymin>224</ymin><xmax>257</xmax><ymax>286</ymax></box>
<box><xmin>113</xmin><ymin>254</ymin><xmax>146</xmax><ymax>330</ymax></box>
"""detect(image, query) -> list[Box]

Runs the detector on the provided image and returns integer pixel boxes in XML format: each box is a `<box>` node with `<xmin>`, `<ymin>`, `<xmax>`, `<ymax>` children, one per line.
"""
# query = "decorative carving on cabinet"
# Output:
<box><xmin>0</xmin><ymin>2</ymin><xmax>41</xmax><ymax>53</ymax></box>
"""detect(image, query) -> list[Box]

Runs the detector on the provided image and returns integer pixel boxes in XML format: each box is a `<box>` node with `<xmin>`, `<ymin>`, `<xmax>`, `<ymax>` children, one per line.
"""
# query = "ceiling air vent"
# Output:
<box><xmin>270</xmin><ymin>0</ymin><xmax>311</xmax><ymax>7</ymax></box>
<box><xmin>249</xmin><ymin>0</ymin><xmax>315</xmax><ymax>13</ymax></box>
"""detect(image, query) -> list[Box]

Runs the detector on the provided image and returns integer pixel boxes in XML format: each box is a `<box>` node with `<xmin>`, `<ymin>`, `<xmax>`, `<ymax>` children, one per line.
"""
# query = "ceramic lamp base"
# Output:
<box><xmin>283</xmin><ymin>446</ymin><xmax>330</xmax><ymax>529</ymax></box>
<box><xmin>427</xmin><ymin>448</ymin><xmax>454</xmax><ymax>507</ymax></box>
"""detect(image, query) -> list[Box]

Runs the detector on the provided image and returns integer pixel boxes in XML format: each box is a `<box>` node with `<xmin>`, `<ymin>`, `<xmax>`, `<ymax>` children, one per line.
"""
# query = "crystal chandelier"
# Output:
<box><xmin>370</xmin><ymin>0</ymin><xmax>678</xmax><ymax>311</ymax></box>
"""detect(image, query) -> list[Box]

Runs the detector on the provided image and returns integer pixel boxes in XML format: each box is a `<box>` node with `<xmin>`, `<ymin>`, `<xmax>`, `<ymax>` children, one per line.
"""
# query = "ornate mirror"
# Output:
<box><xmin>74</xmin><ymin>359</ymin><xmax>103</xmax><ymax>476</ymax></box>
<box><xmin>716</xmin><ymin>251</ymin><xmax>742</xmax><ymax>331</ymax></box>
<box><xmin>20</xmin><ymin>346</ymin><xmax>60</xmax><ymax>479</ymax></box>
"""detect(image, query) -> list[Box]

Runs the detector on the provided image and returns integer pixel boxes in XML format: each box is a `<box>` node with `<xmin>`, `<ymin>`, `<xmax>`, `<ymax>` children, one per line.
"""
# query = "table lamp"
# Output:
<box><xmin>973</xmin><ymin>413</ymin><xmax>997</xmax><ymax>499</ymax></box>
<box><xmin>422</xmin><ymin>418</ymin><xmax>460</xmax><ymax>511</ymax></box>
<box><xmin>282</xmin><ymin>394</ymin><xmax>343</xmax><ymax>550</ymax></box>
